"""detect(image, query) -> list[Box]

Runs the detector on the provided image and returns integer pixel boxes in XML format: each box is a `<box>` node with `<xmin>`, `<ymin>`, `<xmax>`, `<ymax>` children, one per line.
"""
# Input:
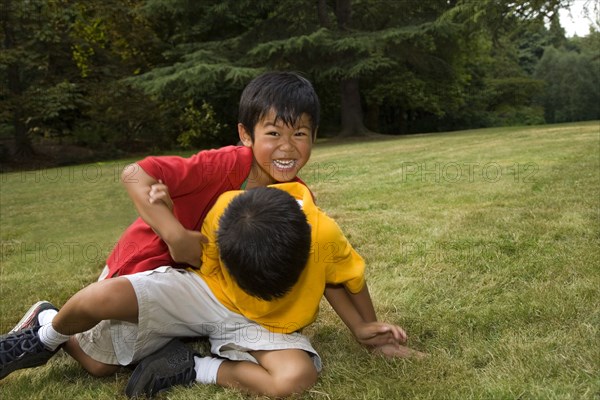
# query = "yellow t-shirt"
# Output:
<box><xmin>194</xmin><ymin>182</ymin><xmax>365</xmax><ymax>334</ymax></box>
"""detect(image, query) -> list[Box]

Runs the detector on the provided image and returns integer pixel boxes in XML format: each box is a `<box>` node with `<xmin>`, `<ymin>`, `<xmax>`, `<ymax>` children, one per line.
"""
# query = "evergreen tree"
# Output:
<box><xmin>132</xmin><ymin>0</ymin><xmax>474</xmax><ymax>136</ymax></box>
<box><xmin>132</xmin><ymin>0</ymin><xmax>576</xmax><ymax>137</ymax></box>
<box><xmin>0</xmin><ymin>0</ymin><xmax>166</xmax><ymax>161</ymax></box>
<box><xmin>535</xmin><ymin>31</ymin><xmax>600</xmax><ymax>123</ymax></box>
<box><xmin>1</xmin><ymin>0</ymin><xmax>78</xmax><ymax>157</ymax></box>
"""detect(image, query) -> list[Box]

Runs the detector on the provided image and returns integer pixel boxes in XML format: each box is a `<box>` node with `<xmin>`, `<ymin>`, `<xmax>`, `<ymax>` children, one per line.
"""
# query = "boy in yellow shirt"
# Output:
<box><xmin>1</xmin><ymin>184</ymin><xmax>422</xmax><ymax>398</ymax></box>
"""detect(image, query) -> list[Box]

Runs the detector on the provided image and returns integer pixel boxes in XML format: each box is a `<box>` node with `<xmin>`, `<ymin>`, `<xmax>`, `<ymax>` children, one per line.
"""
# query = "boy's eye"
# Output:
<box><xmin>295</xmin><ymin>131</ymin><xmax>308</xmax><ymax>137</ymax></box>
<box><xmin>267</xmin><ymin>131</ymin><xmax>280</xmax><ymax>136</ymax></box>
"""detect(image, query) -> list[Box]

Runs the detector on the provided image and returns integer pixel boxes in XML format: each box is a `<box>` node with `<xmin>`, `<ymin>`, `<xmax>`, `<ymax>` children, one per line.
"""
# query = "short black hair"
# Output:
<box><xmin>217</xmin><ymin>187</ymin><xmax>312</xmax><ymax>301</ymax></box>
<box><xmin>238</xmin><ymin>71</ymin><xmax>320</xmax><ymax>140</ymax></box>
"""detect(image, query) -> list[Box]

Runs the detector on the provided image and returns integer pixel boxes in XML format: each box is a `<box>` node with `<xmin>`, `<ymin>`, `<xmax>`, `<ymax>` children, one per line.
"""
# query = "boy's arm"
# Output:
<box><xmin>121</xmin><ymin>163</ymin><xmax>206</xmax><ymax>267</ymax></box>
<box><xmin>323</xmin><ymin>283</ymin><xmax>434</xmax><ymax>360</ymax></box>
<box><xmin>324</xmin><ymin>284</ymin><xmax>364</xmax><ymax>329</ymax></box>
<box><xmin>325</xmin><ymin>284</ymin><xmax>407</xmax><ymax>347</ymax></box>
<box><xmin>345</xmin><ymin>282</ymin><xmax>377</xmax><ymax>322</ymax></box>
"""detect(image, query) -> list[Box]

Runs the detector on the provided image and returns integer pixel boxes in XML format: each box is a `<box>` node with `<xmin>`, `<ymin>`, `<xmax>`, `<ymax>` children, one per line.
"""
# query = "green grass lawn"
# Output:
<box><xmin>1</xmin><ymin>122</ymin><xmax>599</xmax><ymax>399</ymax></box>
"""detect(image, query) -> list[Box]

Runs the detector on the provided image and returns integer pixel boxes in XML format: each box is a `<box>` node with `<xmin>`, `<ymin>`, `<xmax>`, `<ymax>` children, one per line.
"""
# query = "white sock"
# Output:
<box><xmin>38</xmin><ymin>309</ymin><xmax>58</xmax><ymax>326</ymax></box>
<box><xmin>38</xmin><ymin>322</ymin><xmax>71</xmax><ymax>351</ymax></box>
<box><xmin>194</xmin><ymin>356</ymin><xmax>224</xmax><ymax>385</ymax></box>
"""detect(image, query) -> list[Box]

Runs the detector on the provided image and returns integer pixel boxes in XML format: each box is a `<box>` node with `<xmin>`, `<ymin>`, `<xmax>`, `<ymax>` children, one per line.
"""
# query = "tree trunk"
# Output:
<box><xmin>335</xmin><ymin>0</ymin><xmax>352</xmax><ymax>30</ymax></box>
<box><xmin>332</xmin><ymin>0</ymin><xmax>370</xmax><ymax>136</ymax></box>
<box><xmin>316</xmin><ymin>0</ymin><xmax>331</xmax><ymax>28</ymax></box>
<box><xmin>366</xmin><ymin>102</ymin><xmax>380</xmax><ymax>132</ymax></box>
<box><xmin>12</xmin><ymin>108</ymin><xmax>34</xmax><ymax>158</ymax></box>
<box><xmin>339</xmin><ymin>78</ymin><xmax>370</xmax><ymax>137</ymax></box>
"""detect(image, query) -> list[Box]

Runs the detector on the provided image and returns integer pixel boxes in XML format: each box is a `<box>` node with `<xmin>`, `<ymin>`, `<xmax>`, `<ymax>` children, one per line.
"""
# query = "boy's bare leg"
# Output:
<box><xmin>54</xmin><ymin>277</ymin><xmax>138</xmax><ymax>376</ymax></box>
<box><xmin>53</xmin><ymin>277</ymin><xmax>138</xmax><ymax>334</ymax></box>
<box><xmin>1</xmin><ymin>277</ymin><xmax>137</xmax><ymax>380</ymax></box>
<box><xmin>63</xmin><ymin>337</ymin><xmax>120</xmax><ymax>377</ymax></box>
<box><xmin>216</xmin><ymin>349</ymin><xmax>318</xmax><ymax>397</ymax></box>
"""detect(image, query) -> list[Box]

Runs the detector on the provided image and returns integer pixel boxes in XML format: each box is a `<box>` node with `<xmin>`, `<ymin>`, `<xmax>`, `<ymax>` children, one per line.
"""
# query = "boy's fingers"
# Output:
<box><xmin>375</xmin><ymin>322</ymin><xmax>393</xmax><ymax>332</ymax></box>
<box><xmin>393</xmin><ymin>326</ymin><xmax>407</xmax><ymax>343</ymax></box>
<box><xmin>401</xmin><ymin>330</ymin><xmax>408</xmax><ymax>343</ymax></box>
<box><xmin>373</xmin><ymin>324</ymin><xmax>407</xmax><ymax>344</ymax></box>
<box><xmin>149</xmin><ymin>192</ymin><xmax>166</xmax><ymax>202</ymax></box>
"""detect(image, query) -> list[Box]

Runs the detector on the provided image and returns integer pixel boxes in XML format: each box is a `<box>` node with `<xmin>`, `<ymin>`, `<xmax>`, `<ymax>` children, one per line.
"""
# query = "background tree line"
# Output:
<box><xmin>1</xmin><ymin>0</ymin><xmax>598</xmax><ymax>165</ymax></box>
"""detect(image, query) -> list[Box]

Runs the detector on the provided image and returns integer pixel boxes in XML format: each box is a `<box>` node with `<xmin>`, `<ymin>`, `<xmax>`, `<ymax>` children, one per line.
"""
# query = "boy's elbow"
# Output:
<box><xmin>121</xmin><ymin>163</ymin><xmax>140</xmax><ymax>187</ymax></box>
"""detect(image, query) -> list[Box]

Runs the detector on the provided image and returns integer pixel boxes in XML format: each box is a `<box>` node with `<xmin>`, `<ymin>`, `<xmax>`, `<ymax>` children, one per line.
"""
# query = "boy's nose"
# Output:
<box><xmin>279</xmin><ymin>137</ymin><xmax>294</xmax><ymax>151</ymax></box>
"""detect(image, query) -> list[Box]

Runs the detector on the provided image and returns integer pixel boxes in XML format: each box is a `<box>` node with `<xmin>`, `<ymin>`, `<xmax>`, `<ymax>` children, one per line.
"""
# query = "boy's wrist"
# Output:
<box><xmin>157</xmin><ymin>220</ymin><xmax>186</xmax><ymax>244</ymax></box>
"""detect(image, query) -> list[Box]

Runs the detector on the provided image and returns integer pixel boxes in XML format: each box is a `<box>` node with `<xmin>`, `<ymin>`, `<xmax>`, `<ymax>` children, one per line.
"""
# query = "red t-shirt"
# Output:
<box><xmin>105</xmin><ymin>145</ymin><xmax>310</xmax><ymax>277</ymax></box>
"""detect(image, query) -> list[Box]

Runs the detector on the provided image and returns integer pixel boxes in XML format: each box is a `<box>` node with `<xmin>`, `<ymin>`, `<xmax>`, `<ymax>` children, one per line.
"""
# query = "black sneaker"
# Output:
<box><xmin>125</xmin><ymin>339</ymin><xmax>199</xmax><ymax>398</ymax></box>
<box><xmin>9</xmin><ymin>301</ymin><xmax>58</xmax><ymax>334</ymax></box>
<box><xmin>0</xmin><ymin>326</ymin><xmax>59</xmax><ymax>380</ymax></box>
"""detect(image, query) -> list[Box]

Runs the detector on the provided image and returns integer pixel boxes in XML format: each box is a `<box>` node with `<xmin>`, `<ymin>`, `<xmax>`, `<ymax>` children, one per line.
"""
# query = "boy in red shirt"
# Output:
<box><xmin>105</xmin><ymin>71</ymin><xmax>319</xmax><ymax>277</ymax></box>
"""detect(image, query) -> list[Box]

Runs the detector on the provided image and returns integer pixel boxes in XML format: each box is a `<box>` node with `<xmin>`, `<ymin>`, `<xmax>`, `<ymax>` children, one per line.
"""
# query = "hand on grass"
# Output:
<box><xmin>354</xmin><ymin>321</ymin><xmax>407</xmax><ymax>347</ymax></box>
<box><xmin>354</xmin><ymin>322</ymin><xmax>427</xmax><ymax>359</ymax></box>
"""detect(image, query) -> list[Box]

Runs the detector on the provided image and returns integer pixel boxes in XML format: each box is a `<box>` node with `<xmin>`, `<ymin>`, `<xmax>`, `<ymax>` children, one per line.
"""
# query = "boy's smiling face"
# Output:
<box><xmin>239</xmin><ymin>109</ymin><xmax>314</xmax><ymax>187</ymax></box>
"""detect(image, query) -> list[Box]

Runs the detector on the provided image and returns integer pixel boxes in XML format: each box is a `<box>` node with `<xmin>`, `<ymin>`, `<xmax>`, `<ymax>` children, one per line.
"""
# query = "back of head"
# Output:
<box><xmin>238</xmin><ymin>71</ymin><xmax>320</xmax><ymax>139</ymax></box>
<box><xmin>217</xmin><ymin>187</ymin><xmax>312</xmax><ymax>301</ymax></box>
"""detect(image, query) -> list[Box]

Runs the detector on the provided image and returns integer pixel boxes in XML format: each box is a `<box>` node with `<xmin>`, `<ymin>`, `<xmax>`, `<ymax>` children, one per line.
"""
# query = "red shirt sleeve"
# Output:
<box><xmin>105</xmin><ymin>146</ymin><xmax>253</xmax><ymax>277</ymax></box>
<box><xmin>138</xmin><ymin>146</ymin><xmax>252</xmax><ymax>198</ymax></box>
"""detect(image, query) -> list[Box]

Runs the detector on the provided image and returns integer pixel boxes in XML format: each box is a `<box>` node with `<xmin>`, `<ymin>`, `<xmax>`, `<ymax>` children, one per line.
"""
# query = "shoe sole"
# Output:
<box><xmin>9</xmin><ymin>301</ymin><xmax>54</xmax><ymax>334</ymax></box>
<box><xmin>125</xmin><ymin>339</ymin><xmax>196</xmax><ymax>398</ymax></box>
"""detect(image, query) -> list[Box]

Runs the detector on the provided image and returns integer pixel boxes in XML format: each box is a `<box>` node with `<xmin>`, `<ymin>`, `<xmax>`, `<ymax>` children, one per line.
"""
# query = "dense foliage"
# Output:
<box><xmin>1</xmin><ymin>0</ymin><xmax>598</xmax><ymax>162</ymax></box>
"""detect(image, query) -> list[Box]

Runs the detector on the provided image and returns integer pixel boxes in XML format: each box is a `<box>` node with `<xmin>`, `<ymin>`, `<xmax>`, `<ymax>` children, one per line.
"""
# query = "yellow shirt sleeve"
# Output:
<box><xmin>316</xmin><ymin>213</ymin><xmax>366</xmax><ymax>293</ymax></box>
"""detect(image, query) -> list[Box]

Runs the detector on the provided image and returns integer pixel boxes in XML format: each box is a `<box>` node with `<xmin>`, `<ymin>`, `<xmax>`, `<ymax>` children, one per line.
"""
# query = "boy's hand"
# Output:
<box><xmin>166</xmin><ymin>229</ymin><xmax>208</xmax><ymax>269</ymax></box>
<box><xmin>148</xmin><ymin>180</ymin><xmax>173</xmax><ymax>211</ymax></box>
<box><xmin>354</xmin><ymin>321</ymin><xmax>408</xmax><ymax>347</ymax></box>
<box><xmin>355</xmin><ymin>322</ymin><xmax>427</xmax><ymax>359</ymax></box>
<box><xmin>144</xmin><ymin>179</ymin><xmax>208</xmax><ymax>268</ymax></box>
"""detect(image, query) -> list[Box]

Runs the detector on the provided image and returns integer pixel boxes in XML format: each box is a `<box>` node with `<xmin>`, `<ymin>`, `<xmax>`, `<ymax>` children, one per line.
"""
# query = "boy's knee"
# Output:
<box><xmin>80</xmin><ymin>279</ymin><xmax>119</xmax><ymax>302</ymax></box>
<box><xmin>64</xmin><ymin>336</ymin><xmax>120</xmax><ymax>378</ymax></box>
<box><xmin>84</xmin><ymin>362</ymin><xmax>120</xmax><ymax>377</ymax></box>
<box><xmin>271</xmin><ymin>362</ymin><xmax>318</xmax><ymax>397</ymax></box>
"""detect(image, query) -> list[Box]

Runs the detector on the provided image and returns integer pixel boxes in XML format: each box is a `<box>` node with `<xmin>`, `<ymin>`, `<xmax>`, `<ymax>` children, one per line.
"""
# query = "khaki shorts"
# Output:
<box><xmin>77</xmin><ymin>266</ymin><xmax>322</xmax><ymax>371</ymax></box>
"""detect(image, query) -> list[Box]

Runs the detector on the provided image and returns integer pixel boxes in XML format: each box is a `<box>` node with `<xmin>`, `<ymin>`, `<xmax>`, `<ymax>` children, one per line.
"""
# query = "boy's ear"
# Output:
<box><xmin>312</xmin><ymin>126</ymin><xmax>319</xmax><ymax>142</ymax></box>
<box><xmin>238</xmin><ymin>123</ymin><xmax>253</xmax><ymax>147</ymax></box>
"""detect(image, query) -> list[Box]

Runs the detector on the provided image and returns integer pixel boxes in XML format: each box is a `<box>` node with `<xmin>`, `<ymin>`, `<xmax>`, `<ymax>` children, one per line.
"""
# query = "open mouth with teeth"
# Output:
<box><xmin>272</xmin><ymin>159</ymin><xmax>297</xmax><ymax>170</ymax></box>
